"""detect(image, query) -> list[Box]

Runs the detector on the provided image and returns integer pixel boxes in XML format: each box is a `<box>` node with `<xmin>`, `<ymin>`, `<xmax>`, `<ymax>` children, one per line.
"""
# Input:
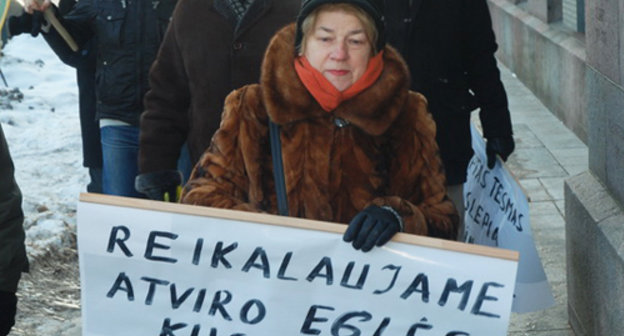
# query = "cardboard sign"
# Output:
<box><xmin>77</xmin><ymin>194</ymin><xmax>518</xmax><ymax>336</ymax></box>
<box><xmin>463</xmin><ymin>124</ymin><xmax>555</xmax><ymax>313</ymax></box>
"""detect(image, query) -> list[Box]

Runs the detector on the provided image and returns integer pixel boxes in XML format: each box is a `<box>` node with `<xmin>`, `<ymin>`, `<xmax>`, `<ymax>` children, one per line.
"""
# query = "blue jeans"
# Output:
<box><xmin>101</xmin><ymin>125</ymin><xmax>143</xmax><ymax>197</ymax></box>
<box><xmin>177</xmin><ymin>142</ymin><xmax>192</xmax><ymax>184</ymax></box>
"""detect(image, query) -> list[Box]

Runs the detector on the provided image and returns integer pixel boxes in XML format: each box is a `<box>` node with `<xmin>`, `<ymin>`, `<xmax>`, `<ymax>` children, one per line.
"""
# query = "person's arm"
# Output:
<box><xmin>7</xmin><ymin>0</ymin><xmax>89</xmax><ymax>67</ymax></box>
<box><xmin>180</xmin><ymin>86</ymin><xmax>263</xmax><ymax>212</ymax></box>
<box><xmin>139</xmin><ymin>1</ymin><xmax>191</xmax><ymax>174</ymax></box>
<box><xmin>343</xmin><ymin>93</ymin><xmax>459</xmax><ymax>252</ymax></box>
<box><xmin>16</xmin><ymin>0</ymin><xmax>94</xmax><ymax>52</ymax></box>
<box><xmin>377</xmin><ymin>92</ymin><xmax>459</xmax><ymax>238</ymax></box>
<box><xmin>41</xmin><ymin>31</ymin><xmax>92</xmax><ymax>69</ymax></box>
<box><xmin>41</xmin><ymin>0</ymin><xmax>89</xmax><ymax>69</ymax></box>
<box><xmin>136</xmin><ymin>2</ymin><xmax>192</xmax><ymax>200</ymax></box>
<box><xmin>463</xmin><ymin>0</ymin><xmax>514</xmax><ymax>166</ymax></box>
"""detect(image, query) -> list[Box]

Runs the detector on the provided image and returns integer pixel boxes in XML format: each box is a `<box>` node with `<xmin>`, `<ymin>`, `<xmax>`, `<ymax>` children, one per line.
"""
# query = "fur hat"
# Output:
<box><xmin>295</xmin><ymin>0</ymin><xmax>386</xmax><ymax>53</ymax></box>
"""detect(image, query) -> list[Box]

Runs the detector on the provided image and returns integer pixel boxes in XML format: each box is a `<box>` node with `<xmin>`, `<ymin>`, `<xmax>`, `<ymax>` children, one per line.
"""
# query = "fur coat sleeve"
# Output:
<box><xmin>367</xmin><ymin>92</ymin><xmax>458</xmax><ymax>239</ymax></box>
<box><xmin>181</xmin><ymin>85</ymin><xmax>269</xmax><ymax>213</ymax></box>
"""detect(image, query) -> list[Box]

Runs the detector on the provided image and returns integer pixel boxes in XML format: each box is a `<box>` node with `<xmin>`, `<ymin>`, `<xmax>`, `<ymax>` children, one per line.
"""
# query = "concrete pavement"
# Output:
<box><xmin>493</xmin><ymin>63</ymin><xmax>585</xmax><ymax>336</ymax></box>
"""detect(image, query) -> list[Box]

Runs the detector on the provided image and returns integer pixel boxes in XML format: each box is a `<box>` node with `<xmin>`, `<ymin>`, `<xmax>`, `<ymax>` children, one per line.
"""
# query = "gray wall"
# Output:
<box><xmin>491</xmin><ymin>0</ymin><xmax>624</xmax><ymax>335</ymax></box>
<box><xmin>488</xmin><ymin>0</ymin><xmax>587</xmax><ymax>143</ymax></box>
<box><xmin>585</xmin><ymin>0</ymin><xmax>624</xmax><ymax>207</ymax></box>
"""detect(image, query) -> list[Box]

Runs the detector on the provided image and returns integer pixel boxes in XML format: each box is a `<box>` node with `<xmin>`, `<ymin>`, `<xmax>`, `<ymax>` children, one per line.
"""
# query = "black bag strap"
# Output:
<box><xmin>269</xmin><ymin>120</ymin><xmax>289</xmax><ymax>216</ymax></box>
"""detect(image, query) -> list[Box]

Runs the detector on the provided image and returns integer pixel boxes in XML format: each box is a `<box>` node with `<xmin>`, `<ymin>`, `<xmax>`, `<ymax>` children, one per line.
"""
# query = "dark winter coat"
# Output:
<box><xmin>138</xmin><ymin>0</ymin><xmax>299</xmax><ymax>174</ymax></box>
<box><xmin>42</xmin><ymin>33</ymin><xmax>102</xmax><ymax>169</ymax></box>
<box><xmin>57</xmin><ymin>0</ymin><xmax>177</xmax><ymax>125</ymax></box>
<box><xmin>181</xmin><ymin>25</ymin><xmax>458</xmax><ymax>239</ymax></box>
<box><xmin>384</xmin><ymin>0</ymin><xmax>513</xmax><ymax>184</ymax></box>
<box><xmin>0</xmin><ymin>125</ymin><xmax>28</xmax><ymax>293</ymax></box>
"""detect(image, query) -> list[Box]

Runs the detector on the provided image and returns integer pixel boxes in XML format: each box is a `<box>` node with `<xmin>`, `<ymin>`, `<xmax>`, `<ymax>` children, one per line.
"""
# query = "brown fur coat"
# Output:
<box><xmin>181</xmin><ymin>24</ymin><xmax>458</xmax><ymax>239</ymax></box>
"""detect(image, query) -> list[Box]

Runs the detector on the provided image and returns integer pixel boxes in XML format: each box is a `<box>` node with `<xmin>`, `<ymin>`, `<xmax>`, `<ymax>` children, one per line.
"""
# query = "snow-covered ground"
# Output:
<box><xmin>1</xmin><ymin>34</ymin><xmax>85</xmax><ymax>335</ymax></box>
<box><xmin>2</xmin><ymin>33</ymin><xmax>85</xmax><ymax>255</ymax></box>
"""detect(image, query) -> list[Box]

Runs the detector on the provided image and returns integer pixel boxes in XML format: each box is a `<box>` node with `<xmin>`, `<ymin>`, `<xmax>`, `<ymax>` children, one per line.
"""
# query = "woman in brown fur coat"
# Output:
<box><xmin>182</xmin><ymin>0</ymin><xmax>458</xmax><ymax>251</ymax></box>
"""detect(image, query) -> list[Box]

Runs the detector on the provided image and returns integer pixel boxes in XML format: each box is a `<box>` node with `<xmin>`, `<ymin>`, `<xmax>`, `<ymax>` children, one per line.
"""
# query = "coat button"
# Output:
<box><xmin>233</xmin><ymin>42</ymin><xmax>243</xmax><ymax>50</ymax></box>
<box><xmin>334</xmin><ymin>117</ymin><xmax>349</xmax><ymax>128</ymax></box>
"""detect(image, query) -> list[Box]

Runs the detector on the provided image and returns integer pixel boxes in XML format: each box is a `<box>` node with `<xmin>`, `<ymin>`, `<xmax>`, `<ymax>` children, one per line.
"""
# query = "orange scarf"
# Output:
<box><xmin>294</xmin><ymin>51</ymin><xmax>384</xmax><ymax>112</ymax></box>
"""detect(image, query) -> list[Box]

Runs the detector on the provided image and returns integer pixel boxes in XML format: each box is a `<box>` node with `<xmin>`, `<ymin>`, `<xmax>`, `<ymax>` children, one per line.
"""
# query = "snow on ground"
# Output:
<box><xmin>1</xmin><ymin>34</ymin><xmax>85</xmax><ymax>335</ymax></box>
<box><xmin>2</xmin><ymin>34</ymin><xmax>86</xmax><ymax>256</ymax></box>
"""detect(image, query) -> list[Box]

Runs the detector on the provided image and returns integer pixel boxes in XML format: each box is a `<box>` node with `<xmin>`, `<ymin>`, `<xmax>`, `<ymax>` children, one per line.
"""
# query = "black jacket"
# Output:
<box><xmin>0</xmin><ymin>125</ymin><xmax>28</xmax><ymax>293</ymax></box>
<box><xmin>55</xmin><ymin>0</ymin><xmax>177</xmax><ymax>125</ymax></box>
<box><xmin>385</xmin><ymin>0</ymin><xmax>513</xmax><ymax>184</ymax></box>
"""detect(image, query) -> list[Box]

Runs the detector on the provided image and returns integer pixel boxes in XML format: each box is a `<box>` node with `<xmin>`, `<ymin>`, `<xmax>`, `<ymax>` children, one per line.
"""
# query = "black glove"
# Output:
<box><xmin>8</xmin><ymin>11</ymin><xmax>44</xmax><ymax>37</ymax></box>
<box><xmin>135</xmin><ymin>170</ymin><xmax>183</xmax><ymax>202</ymax></box>
<box><xmin>0</xmin><ymin>291</ymin><xmax>17</xmax><ymax>336</ymax></box>
<box><xmin>486</xmin><ymin>136</ymin><xmax>515</xmax><ymax>169</ymax></box>
<box><xmin>343</xmin><ymin>205</ymin><xmax>402</xmax><ymax>252</ymax></box>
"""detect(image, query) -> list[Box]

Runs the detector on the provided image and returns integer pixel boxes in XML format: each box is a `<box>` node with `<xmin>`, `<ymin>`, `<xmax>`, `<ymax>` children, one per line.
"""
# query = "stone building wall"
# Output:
<box><xmin>487</xmin><ymin>1</ymin><xmax>624</xmax><ymax>335</ymax></box>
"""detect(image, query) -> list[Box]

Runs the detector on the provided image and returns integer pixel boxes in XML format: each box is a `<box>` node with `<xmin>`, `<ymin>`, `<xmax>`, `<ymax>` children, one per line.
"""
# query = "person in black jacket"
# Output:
<box><xmin>25</xmin><ymin>0</ymin><xmax>176</xmax><ymax>197</ymax></box>
<box><xmin>384</xmin><ymin>0</ymin><xmax>515</xmax><ymax>239</ymax></box>
<box><xmin>0</xmin><ymin>124</ymin><xmax>29</xmax><ymax>336</ymax></box>
<box><xmin>7</xmin><ymin>1</ymin><xmax>103</xmax><ymax>193</ymax></box>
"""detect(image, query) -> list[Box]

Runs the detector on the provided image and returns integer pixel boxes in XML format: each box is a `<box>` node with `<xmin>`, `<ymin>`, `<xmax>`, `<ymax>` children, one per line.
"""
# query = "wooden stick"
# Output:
<box><xmin>43</xmin><ymin>6</ymin><xmax>78</xmax><ymax>52</ymax></box>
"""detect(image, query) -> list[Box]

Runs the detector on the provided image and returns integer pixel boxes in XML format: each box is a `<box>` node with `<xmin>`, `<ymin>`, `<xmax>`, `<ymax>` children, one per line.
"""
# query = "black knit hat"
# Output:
<box><xmin>295</xmin><ymin>0</ymin><xmax>386</xmax><ymax>53</ymax></box>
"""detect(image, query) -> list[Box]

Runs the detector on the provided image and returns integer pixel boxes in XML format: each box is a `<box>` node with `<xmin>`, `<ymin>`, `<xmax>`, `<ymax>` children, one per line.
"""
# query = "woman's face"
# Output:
<box><xmin>303</xmin><ymin>10</ymin><xmax>372</xmax><ymax>92</ymax></box>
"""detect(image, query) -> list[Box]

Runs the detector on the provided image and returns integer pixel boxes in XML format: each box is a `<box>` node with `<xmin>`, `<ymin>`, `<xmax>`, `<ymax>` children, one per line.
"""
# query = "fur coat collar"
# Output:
<box><xmin>261</xmin><ymin>24</ymin><xmax>411</xmax><ymax>136</ymax></box>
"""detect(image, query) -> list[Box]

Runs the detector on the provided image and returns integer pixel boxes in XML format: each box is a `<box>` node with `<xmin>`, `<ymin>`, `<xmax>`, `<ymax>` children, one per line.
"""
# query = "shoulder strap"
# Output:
<box><xmin>269</xmin><ymin>120</ymin><xmax>289</xmax><ymax>216</ymax></box>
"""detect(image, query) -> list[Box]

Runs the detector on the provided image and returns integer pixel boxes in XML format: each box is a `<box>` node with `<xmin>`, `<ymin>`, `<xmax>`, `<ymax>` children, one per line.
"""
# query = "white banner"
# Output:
<box><xmin>77</xmin><ymin>194</ymin><xmax>518</xmax><ymax>336</ymax></box>
<box><xmin>463</xmin><ymin>124</ymin><xmax>555</xmax><ymax>313</ymax></box>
